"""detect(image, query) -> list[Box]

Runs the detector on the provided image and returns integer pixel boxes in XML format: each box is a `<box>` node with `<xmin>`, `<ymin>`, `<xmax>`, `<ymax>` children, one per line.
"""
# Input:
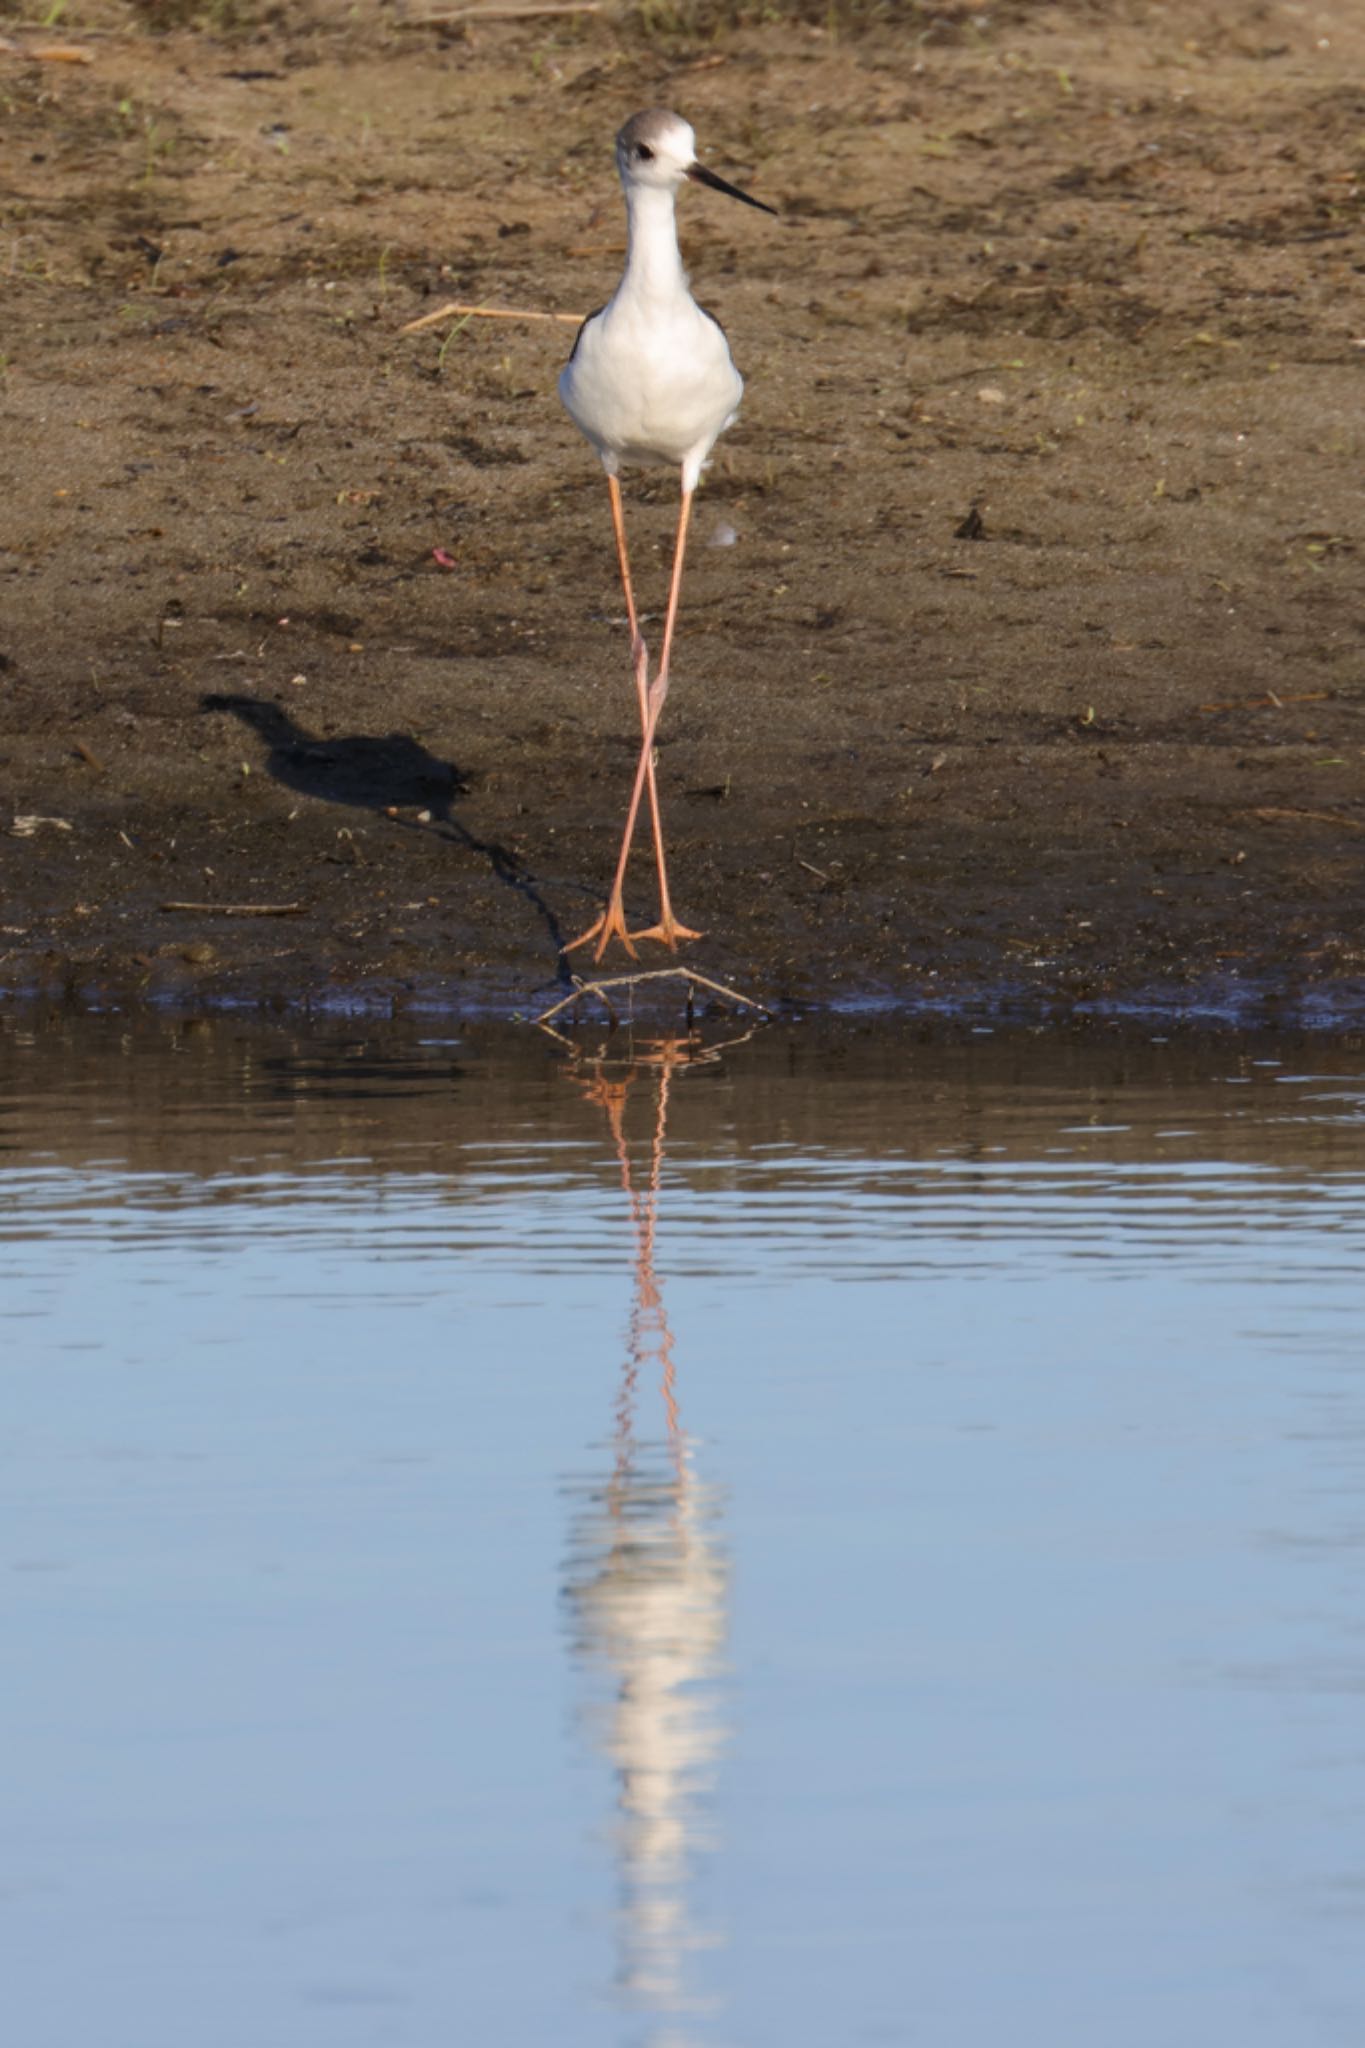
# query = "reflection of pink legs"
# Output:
<box><xmin>650</xmin><ymin>1063</ymin><xmax>682</xmax><ymax>1454</ymax></box>
<box><xmin>576</xmin><ymin>1052</ymin><xmax>684</xmax><ymax>1492</ymax></box>
<box><xmin>564</xmin><ymin>483</ymin><xmax>705</xmax><ymax>962</ymax></box>
<box><xmin>575</xmin><ymin>1054</ymin><xmax>682</xmax><ymax>1501</ymax></box>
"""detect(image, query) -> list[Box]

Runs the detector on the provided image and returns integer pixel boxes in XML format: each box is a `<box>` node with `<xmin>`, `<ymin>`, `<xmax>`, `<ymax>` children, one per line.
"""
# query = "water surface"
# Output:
<box><xmin>3</xmin><ymin>1015</ymin><xmax>1364</xmax><ymax>2047</ymax></box>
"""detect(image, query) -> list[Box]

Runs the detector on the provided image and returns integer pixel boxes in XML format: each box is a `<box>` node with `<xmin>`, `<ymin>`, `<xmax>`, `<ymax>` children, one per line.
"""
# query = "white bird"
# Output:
<box><xmin>559</xmin><ymin>107</ymin><xmax>775</xmax><ymax>962</ymax></box>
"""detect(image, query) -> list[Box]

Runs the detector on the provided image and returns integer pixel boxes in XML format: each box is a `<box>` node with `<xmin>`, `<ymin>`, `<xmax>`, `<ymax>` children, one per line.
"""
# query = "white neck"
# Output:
<box><xmin>620</xmin><ymin>181</ymin><xmax>688</xmax><ymax>304</ymax></box>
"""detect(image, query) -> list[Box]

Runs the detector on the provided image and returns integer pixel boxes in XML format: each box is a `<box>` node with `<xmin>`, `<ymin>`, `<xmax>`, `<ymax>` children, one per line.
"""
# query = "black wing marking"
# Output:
<box><xmin>697</xmin><ymin>302</ymin><xmax>732</xmax><ymax>349</ymax></box>
<box><xmin>566</xmin><ymin>304</ymin><xmax>607</xmax><ymax>364</ymax></box>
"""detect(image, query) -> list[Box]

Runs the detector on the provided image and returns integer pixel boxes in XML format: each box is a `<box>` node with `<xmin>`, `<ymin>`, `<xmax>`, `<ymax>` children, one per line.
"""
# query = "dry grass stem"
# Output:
<box><xmin>158</xmin><ymin>900</ymin><xmax>306</xmax><ymax>916</ymax></box>
<box><xmin>401</xmin><ymin>301</ymin><xmax>584</xmax><ymax>334</ymax></box>
<box><xmin>402</xmin><ymin>3</ymin><xmax>601</xmax><ymax>20</ymax></box>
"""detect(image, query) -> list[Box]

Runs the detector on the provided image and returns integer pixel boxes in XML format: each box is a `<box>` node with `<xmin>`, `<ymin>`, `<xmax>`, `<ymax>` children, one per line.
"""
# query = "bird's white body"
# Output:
<box><xmin>559</xmin><ymin>116</ymin><xmax>743</xmax><ymax>493</ymax></box>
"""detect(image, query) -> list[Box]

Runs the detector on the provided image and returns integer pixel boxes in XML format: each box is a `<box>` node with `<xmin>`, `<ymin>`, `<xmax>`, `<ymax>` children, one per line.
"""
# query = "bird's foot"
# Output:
<box><xmin>628</xmin><ymin>912</ymin><xmax>704</xmax><ymax>953</ymax></box>
<box><xmin>562</xmin><ymin>894</ymin><xmax>639</xmax><ymax>964</ymax></box>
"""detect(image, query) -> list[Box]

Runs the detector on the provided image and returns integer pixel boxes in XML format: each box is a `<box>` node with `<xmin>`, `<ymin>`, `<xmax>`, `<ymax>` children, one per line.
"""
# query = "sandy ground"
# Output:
<box><xmin>2</xmin><ymin>0</ymin><xmax>1362</xmax><ymax>1022</ymax></box>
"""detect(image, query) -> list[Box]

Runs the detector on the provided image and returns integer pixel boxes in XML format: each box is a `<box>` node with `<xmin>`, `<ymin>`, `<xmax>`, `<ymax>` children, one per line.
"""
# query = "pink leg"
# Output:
<box><xmin>606</xmin><ymin>475</ymin><xmax>664</xmax><ymax>839</ymax></box>
<box><xmin>564</xmin><ymin>474</ymin><xmax>667</xmax><ymax>961</ymax></box>
<box><xmin>570</xmin><ymin>488</ymin><xmax>700</xmax><ymax>962</ymax></box>
<box><xmin>625</xmin><ymin>486</ymin><xmax>703</xmax><ymax>954</ymax></box>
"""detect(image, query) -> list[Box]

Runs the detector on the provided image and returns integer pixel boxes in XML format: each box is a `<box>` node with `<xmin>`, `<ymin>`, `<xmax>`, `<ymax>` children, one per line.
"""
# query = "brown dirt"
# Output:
<box><xmin>2</xmin><ymin>0</ymin><xmax>1363</xmax><ymax>1022</ymax></box>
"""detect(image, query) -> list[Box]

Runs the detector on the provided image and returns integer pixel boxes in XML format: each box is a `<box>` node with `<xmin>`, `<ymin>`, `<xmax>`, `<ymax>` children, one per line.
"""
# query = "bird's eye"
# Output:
<box><xmin>635</xmin><ymin>143</ymin><xmax>654</xmax><ymax>162</ymax></box>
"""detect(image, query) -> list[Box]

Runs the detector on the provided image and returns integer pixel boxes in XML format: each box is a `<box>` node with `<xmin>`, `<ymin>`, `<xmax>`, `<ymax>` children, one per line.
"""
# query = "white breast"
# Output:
<box><xmin>560</xmin><ymin>289</ymin><xmax>743</xmax><ymax>476</ymax></box>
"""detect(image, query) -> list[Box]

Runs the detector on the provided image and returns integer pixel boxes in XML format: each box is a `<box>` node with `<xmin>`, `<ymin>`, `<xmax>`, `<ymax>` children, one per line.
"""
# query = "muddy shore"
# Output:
<box><xmin>2</xmin><ymin>0</ymin><xmax>1362</xmax><ymax>1024</ymax></box>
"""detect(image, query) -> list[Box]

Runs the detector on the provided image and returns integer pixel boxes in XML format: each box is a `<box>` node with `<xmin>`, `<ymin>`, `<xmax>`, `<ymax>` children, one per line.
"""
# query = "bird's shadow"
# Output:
<box><xmin>202</xmin><ymin>692</ymin><xmax>575</xmax><ymax>972</ymax></box>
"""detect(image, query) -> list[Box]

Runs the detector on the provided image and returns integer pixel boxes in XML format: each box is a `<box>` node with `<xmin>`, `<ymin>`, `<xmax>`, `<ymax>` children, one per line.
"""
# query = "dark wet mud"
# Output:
<box><xmin>2</xmin><ymin>0</ymin><xmax>1363</xmax><ymax>1022</ymax></box>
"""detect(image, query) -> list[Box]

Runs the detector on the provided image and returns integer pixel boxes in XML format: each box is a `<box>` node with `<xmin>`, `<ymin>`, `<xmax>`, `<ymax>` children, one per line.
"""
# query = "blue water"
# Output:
<box><xmin>2</xmin><ymin>1018</ymin><xmax>1364</xmax><ymax>2046</ymax></box>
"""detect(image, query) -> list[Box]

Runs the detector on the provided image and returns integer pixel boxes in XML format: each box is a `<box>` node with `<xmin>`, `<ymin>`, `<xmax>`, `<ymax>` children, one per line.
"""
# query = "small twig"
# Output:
<box><xmin>1244</xmin><ymin>808</ymin><xmax>1365</xmax><ymax>833</ymax></box>
<box><xmin>400</xmin><ymin>299</ymin><xmax>584</xmax><ymax>335</ymax></box>
<box><xmin>158</xmin><ymin>900</ymin><xmax>305</xmax><ymax>919</ymax></box>
<box><xmin>400</xmin><ymin>3</ymin><xmax>601</xmax><ymax>21</ymax></box>
<box><xmin>73</xmin><ymin>738</ymin><xmax>106</xmax><ymax>772</ymax></box>
<box><xmin>1199</xmin><ymin>690</ymin><xmax>1328</xmax><ymax>712</ymax></box>
<box><xmin>795</xmin><ymin>855</ymin><xmax>830</xmax><ymax>882</ymax></box>
<box><xmin>573</xmin><ymin>971</ymin><xmax>619</xmax><ymax>1028</ymax></box>
<box><xmin>2</xmin><ymin>18</ymin><xmax>113</xmax><ymax>31</ymax></box>
<box><xmin>534</xmin><ymin>966</ymin><xmax>770</xmax><ymax>1027</ymax></box>
<box><xmin>9</xmin><ymin>814</ymin><xmax>72</xmax><ymax>837</ymax></box>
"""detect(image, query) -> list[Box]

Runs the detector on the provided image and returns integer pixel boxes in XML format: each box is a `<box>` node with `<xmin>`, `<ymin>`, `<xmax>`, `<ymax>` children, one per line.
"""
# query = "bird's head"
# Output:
<box><xmin>615</xmin><ymin>107</ymin><xmax>776</xmax><ymax>216</ymax></box>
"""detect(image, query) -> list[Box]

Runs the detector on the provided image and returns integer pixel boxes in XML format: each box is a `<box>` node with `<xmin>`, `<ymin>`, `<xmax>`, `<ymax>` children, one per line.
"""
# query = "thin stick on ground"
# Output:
<box><xmin>400</xmin><ymin>3</ymin><xmax>601</xmax><ymax>21</ymax></box>
<box><xmin>159</xmin><ymin>900</ymin><xmax>305</xmax><ymax>917</ymax></box>
<box><xmin>533</xmin><ymin>966</ymin><xmax>770</xmax><ymax>1028</ymax></box>
<box><xmin>400</xmin><ymin>301</ymin><xmax>584</xmax><ymax>336</ymax></box>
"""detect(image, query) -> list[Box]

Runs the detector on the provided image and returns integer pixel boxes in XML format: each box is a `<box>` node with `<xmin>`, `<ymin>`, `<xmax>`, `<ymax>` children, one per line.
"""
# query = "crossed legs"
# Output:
<box><xmin>565</xmin><ymin>475</ymin><xmax>704</xmax><ymax>963</ymax></box>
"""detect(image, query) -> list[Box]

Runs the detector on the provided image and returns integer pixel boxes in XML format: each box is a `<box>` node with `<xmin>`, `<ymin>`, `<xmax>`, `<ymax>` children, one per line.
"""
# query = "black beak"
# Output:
<box><xmin>686</xmin><ymin>161</ymin><xmax>777</xmax><ymax>217</ymax></box>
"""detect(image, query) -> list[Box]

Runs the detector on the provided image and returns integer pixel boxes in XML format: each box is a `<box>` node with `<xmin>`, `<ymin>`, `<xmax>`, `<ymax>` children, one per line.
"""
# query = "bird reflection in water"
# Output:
<box><xmin>556</xmin><ymin>1029</ymin><xmax>747</xmax><ymax>2038</ymax></box>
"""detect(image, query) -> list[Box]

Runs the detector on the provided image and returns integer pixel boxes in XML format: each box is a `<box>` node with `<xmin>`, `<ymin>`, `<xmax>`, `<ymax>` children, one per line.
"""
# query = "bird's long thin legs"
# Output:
<box><xmin>565</xmin><ymin>483</ymin><xmax>703</xmax><ymax>962</ymax></box>
<box><xmin>607</xmin><ymin>473</ymin><xmax>669</xmax><ymax>891</ymax></box>
<box><xmin>564</xmin><ymin>476</ymin><xmax>667</xmax><ymax>961</ymax></box>
<box><xmin>627</xmin><ymin>486</ymin><xmax>702</xmax><ymax>953</ymax></box>
<box><xmin>607</xmin><ymin>473</ymin><xmax>641</xmax><ymax>641</ymax></box>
